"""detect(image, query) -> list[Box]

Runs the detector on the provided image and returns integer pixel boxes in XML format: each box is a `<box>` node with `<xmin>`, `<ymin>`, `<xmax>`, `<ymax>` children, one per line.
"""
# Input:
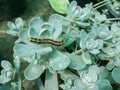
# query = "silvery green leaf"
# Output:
<box><xmin>89</xmin><ymin>49</ymin><xmax>100</xmax><ymax>54</ymax></box>
<box><xmin>14</xmin><ymin>44</ymin><xmax>33</xmax><ymax>57</ymax></box>
<box><xmin>106</xmin><ymin>61</ymin><xmax>114</xmax><ymax>70</ymax></box>
<box><xmin>111</xmin><ymin>23</ymin><xmax>120</xmax><ymax>35</ymax></box>
<box><xmin>39</xmin><ymin>25</ymin><xmax>52</xmax><ymax>38</ymax></box>
<box><xmin>0</xmin><ymin>75</ymin><xmax>11</xmax><ymax>84</ymax></box>
<box><xmin>75</xmin><ymin>21</ymin><xmax>90</xmax><ymax>28</ymax></box>
<box><xmin>89</xmin><ymin>65</ymin><xmax>100</xmax><ymax>75</ymax></box>
<box><xmin>74</xmin><ymin>79</ymin><xmax>87</xmax><ymax>90</ymax></box>
<box><xmin>98</xmin><ymin>25</ymin><xmax>112</xmax><ymax>40</ymax></box>
<box><xmin>15</xmin><ymin>17</ymin><xmax>24</xmax><ymax>29</ymax></box>
<box><xmin>1</xmin><ymin>60</ymin><xmax>13</xmax><ymax>70</ymax></box>
<box><xmin>99</xmin><ymin>66</ymin><xmax>109</xmax><ymax>79</ymax></box>
<box><xmin>29</xmin><ymin>28</ymin><xmax>39</xmax><ymax>38</ymax></box>
<box><xmin>44</xmin><ymin>70</ymin><xmax>58</xmax><ymax>90</ymax></box>
<box><xmin>67</xmin><ymin>54</ymin><xmax>86</xmax><ymax>70</ymax></box>
<box><xmin>68</xmin><ymin>1</ymin><xmax>77</xmax><ymax>15</ymax></box>
<box><xmin>82</xmin><ymin>51</ymin><xmax>92</xmax><ymax>64</ymax></box>
<box><xmin>98</xmin><ymin>79</ymin><xmax>112</xmax><ymax>90</ymax></box>
<box><xmin>102</xmin><ymin>47</ymin><xmax>115</xmax><ymax>57</ymax></box>
<box><xmin>94</xmin><ymin>12</ymin><xmax>106</xmax><ymax>23</ymax></box>
<box><xmin>80</xmin><ymin>30</ymin><xmax>87</xmax><ymax>50</ymax></box>
<box><xmin>6</xmin><ymin>30</ymin><xmax>18</xmax><ymax>36</ymax></box>
<box><xmin>79</xmin><ymin>8</ymin><xmax>90</xmax><ymax>19</ymax></box>
<box><xmin>49</xmin><ymin>14</ymin><xmax>62</xmax><ymax>24</ymax></box>
<box><xmin>114</xmin><ymin>57</ymin><xmax>120</xmax><ymax>67</ymax></box>
<box><xmin>7</xmin><ymin>21</ymin><xmax>16</xmax><ymax>29</ymax></box>
<box><xmin>80</xmin><ymin>71</ymin><xmax>98</xmax><ymax>83</ymax></box>
<box><xmin>112</xmin><ymin>68</ymin><xmax>120</xmax><ymax>84</ymax></box>
<box><xmin>60</xmin><ymin>70</ymin><xmax>79</xmax><ymax>81</ymax></box>
<box><xmin>64</xmin><ymin>38</ymin><xmax>76</xmax><ymax>47</ymax></box>
<box><xmin>84</xmin><ymin>37</ymin><xmax>95</xmax><ymax>50</ymax></box>
<box><xmin>98</xmin><ymin>53</ymin><xmax>110</xmax><ymax>60</ymax></box>
<box><xmin>49</xmin><ymin>50</ymin><xmax>70</xmax><ymax>70</ymax></box>
<box><xmin>33</xmin><ymin>45</ymin><xmax>53</xmax><ymax>55</ymax></box>
<box><xmin>96</xmin><ymin>39</ymin><xmax>103</xmax><ymax>49</ymax></box>
<box><xmin>72</xmin><ymin>6</ymin><xmax>81</xmax><ymax>18</ymax></box>
<box><xmin>19</xmin><ymin>29</ymin><xmax>29</xmax><ymax>43</ymax></box>
<box><xmin>29</xmin><ymin>17</ymin><xmax>43</xmax><ymax>33</ymax></box>
<box><xmin>24</xmin><ymin>63</ymin><xmax>45</xmax><ymax>80</ymax></box>
<box><xmin>52</xmin><ymin>20</ymin><xmax>62</xmax><ymax>39</ymax></box>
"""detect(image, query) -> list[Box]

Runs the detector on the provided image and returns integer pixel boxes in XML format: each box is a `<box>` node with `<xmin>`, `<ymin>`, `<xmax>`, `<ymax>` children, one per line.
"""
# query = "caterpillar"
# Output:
<box><xmin>29</xmin><ymin>37</ymin><xmax>64</xmax><ymax>46</ymax></box>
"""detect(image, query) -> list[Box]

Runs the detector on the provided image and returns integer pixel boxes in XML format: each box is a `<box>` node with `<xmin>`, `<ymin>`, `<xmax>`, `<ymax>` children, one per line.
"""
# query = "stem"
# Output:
<box><xmin>94</xmin><ymin>2</ymin><xmax>108</xmax><ymax>10</ymax></box>
<box><xmin>18</xmin><ymin>74</ymin><xmax>22</xmax><ymax>90</ymax></box>
<box><xmin>93</xmin><ymin>0</ymin><xmax>107</xmax><ymax>8</ymax></box>
<box><xmin>0</xmin><ymin>30</ymin><xmax>6</xmax><ymax>34</ymax></box>
<box><xmin>36</xmin><ymin>78</ymin><xmax>44</xmax><ymax>90</ymax></box>
<box><xmin>72</xmin><ymin>49</ymin><xmax>82</xmax><ymax>55</ymax></box>
<box><xmin>106</xmin><ymin>18</ymin><xmax>120</xmax><ymax>21</ymax></box>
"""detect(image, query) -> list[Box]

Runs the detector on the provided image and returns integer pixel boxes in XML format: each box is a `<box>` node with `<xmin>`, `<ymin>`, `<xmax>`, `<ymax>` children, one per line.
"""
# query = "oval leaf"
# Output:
<box><xmin>24</xmin><ymin>63</ymin><xmax>45</xmax><ymax>80</ymax></box>
<box><xmin>49</xmin><ymin>50</ymin><xmax>70</xmax><ymax>70</ymax></box>
<box><xmin>112</xmin><ymin>68</ymin><xmax>120</xmax><ymax>84</ymax></box>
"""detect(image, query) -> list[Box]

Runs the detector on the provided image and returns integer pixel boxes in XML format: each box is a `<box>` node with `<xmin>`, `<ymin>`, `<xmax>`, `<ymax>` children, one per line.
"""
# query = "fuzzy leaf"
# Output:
<box><xmin>24</xmin><ymin>63</ymin><xmax>45</xmax><ymax>80</ymax></box>
<box><xmin>29</xmin><ymin>17</ymin><xmax>42</xmax><ymax>34</ymax></box>
<box><xmin>67</xmin><ymin>54</ymin><xmax>86</xmax><ymax>70</ymax></box>
<box><xmin>49</xmin><ymin>50</ymin><xmax>70</xmax><ymax>70</ymax></box>
<box><xmin>45</xmin><ymin>70</ymin><xmax>58</xmax><ymax>90</ymax></box>
<box><xmin>82</xmin><ymin>51</ymin><xmax>92</xmax><ymax>64</ymax></box>
<box><xmin>14</xmin><ymin>44</ymin><xmax>33</xmax><ymax>57</ymax></box>
<box><xmin>112</xmin><ymin>68</ymin><xmax>120</xmax><ymax>84</ymax></box>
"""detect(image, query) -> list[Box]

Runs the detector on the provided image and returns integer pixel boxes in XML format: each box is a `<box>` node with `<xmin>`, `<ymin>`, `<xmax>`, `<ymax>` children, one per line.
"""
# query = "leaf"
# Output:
<box><xmin>34</xmin><ymin>46</ymin><xmax>53</xmax><ymax>55</ymax></box>
<box><xmin>49</xmin><ymin>50</ymin><xmax>70</xmax><ymax>70</ymax></box>
<box><xmin>7</xmin><ymin>21</ymin><xmax>16</xmax><ymax>29</ymax></box>
<box><xmin>29</xmin><ymin>27</ymin><xmax>39</xmax><ymax>38</ymax></box>
<box><xmin>1</xmin><ymin>60</ymin><xmax>13</xmax><ymax>70</ymax></box>
<box><xmin>89</xmin><ymin>65</ymin><xmax>100</xmax><ymax>75</ymax></box>
<box><xmin>112</xmin><ymin>68</ymin><xmax>120</xmax><ymax>84</ymax></box>
<box><xmin>48</xmin><ymin>0</ymin><xmax>69</xmax><ymax>14</ymax></box>
<box><xmin>24</xmin><ymin>63</ymin><xmax>45</xmax><ymax>80</ymax></box>
<box><xmin>44</xmin><ymin>70</ymin><xmax>58</xmax><ymax>90</ymax></box>
<box><xmin>99</xmin><ymin>66</ymin><xmax>109</xmax><ymax>79</ymax></box>
<box><xmin>106</xmin><ymin>61</ymin><xmax>114</xmax><ymax>70</ymax></box>
<box><xmin>52</xmin><ymin>19</ymin><xmax>62</xmax><ymax>39</ymax></box>
<box><xmin>19</xmin><ymin>29</ymin><xmax>29</xmax><ymax>43</ymax></box>
<box><xmin>82</xmin><ymin>51</ymin><xmax>92</xmax><ymax>64</ymax></box>
<box><xmin>67</xmin><ymin>54</ymin><xmax>86</xmax><ymax>70</ymax></box>
<box><xmin>15</xmin><ymin>17</ymin><xmax>24</xmax><ymax>29</ymax></box>
<box><xmin>29</xmin><ymin>17</ymin><xmax>43</xmax><ymax>34</ymax></box>
<box><xmin>75</xmin><ymin>21</ymin><xmax>90</xmax><ymax>28</ymax></box>
<box><xmin>98</xmin><ymin>79</ymin><xmax>112</xmax><ymax>90</ymax></box>
<box><xmin>0</xmin><ymin>76</ymin><xmax>11</xmax><ymax>84</ymax></box>
<box><xmin>14</xmin><ymin>44</ymin><xmax>33</xmax><ymax>57</ymax></box>
<box><xmin>74</xmin><ymin>79</ymin><xmax>87</xmax><ymax>90</ymax></box>
<box><xmin>90</xmin><ymin>49</ymin><xmax>100</xmax><ymax>54</ymax></box>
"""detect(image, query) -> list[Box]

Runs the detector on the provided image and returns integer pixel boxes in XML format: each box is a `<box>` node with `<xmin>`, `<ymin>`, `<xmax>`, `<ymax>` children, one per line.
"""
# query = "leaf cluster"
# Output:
<box><xmin>0</xmin><ymin>1</ymin><xmax>120</xmax><ymax>90</ymax></box>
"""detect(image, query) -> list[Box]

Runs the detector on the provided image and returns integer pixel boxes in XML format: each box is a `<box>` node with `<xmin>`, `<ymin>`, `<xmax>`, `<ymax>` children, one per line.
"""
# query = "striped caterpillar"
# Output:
<box><xmin>29</xmin><ymin>37</ymin><xmax>64</xmax><ymax>46</ymax></box>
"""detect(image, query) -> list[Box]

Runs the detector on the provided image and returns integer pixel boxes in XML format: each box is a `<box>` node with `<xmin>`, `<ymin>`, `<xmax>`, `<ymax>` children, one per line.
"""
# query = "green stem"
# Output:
<box><xmin>107</xmin><ymin>18</ymin><xmax>120</xmax><ymax>21</ymax></box>
<box><xmin>94</xmin><ymin>2</ymin><xmax>108</xmax><ymax>10</ymax></box>
<box><xmin>93</xmin><ymin>0</ymin><xmax>107</xmax><ymax>8</ymax></box>
<box><xmin>36</xmin><ymin>78</ymin><xmax>44</xmax><ymax>90</ymax></box>
<box><xmin>0</xmin><ymin>30</ymin><xmax>6</xmax><ymax>34</ymax></box>
<box><xmin>72</xmin><ymin>49</ymin><xmax>82</xmax><ymax>55</ymax></box>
